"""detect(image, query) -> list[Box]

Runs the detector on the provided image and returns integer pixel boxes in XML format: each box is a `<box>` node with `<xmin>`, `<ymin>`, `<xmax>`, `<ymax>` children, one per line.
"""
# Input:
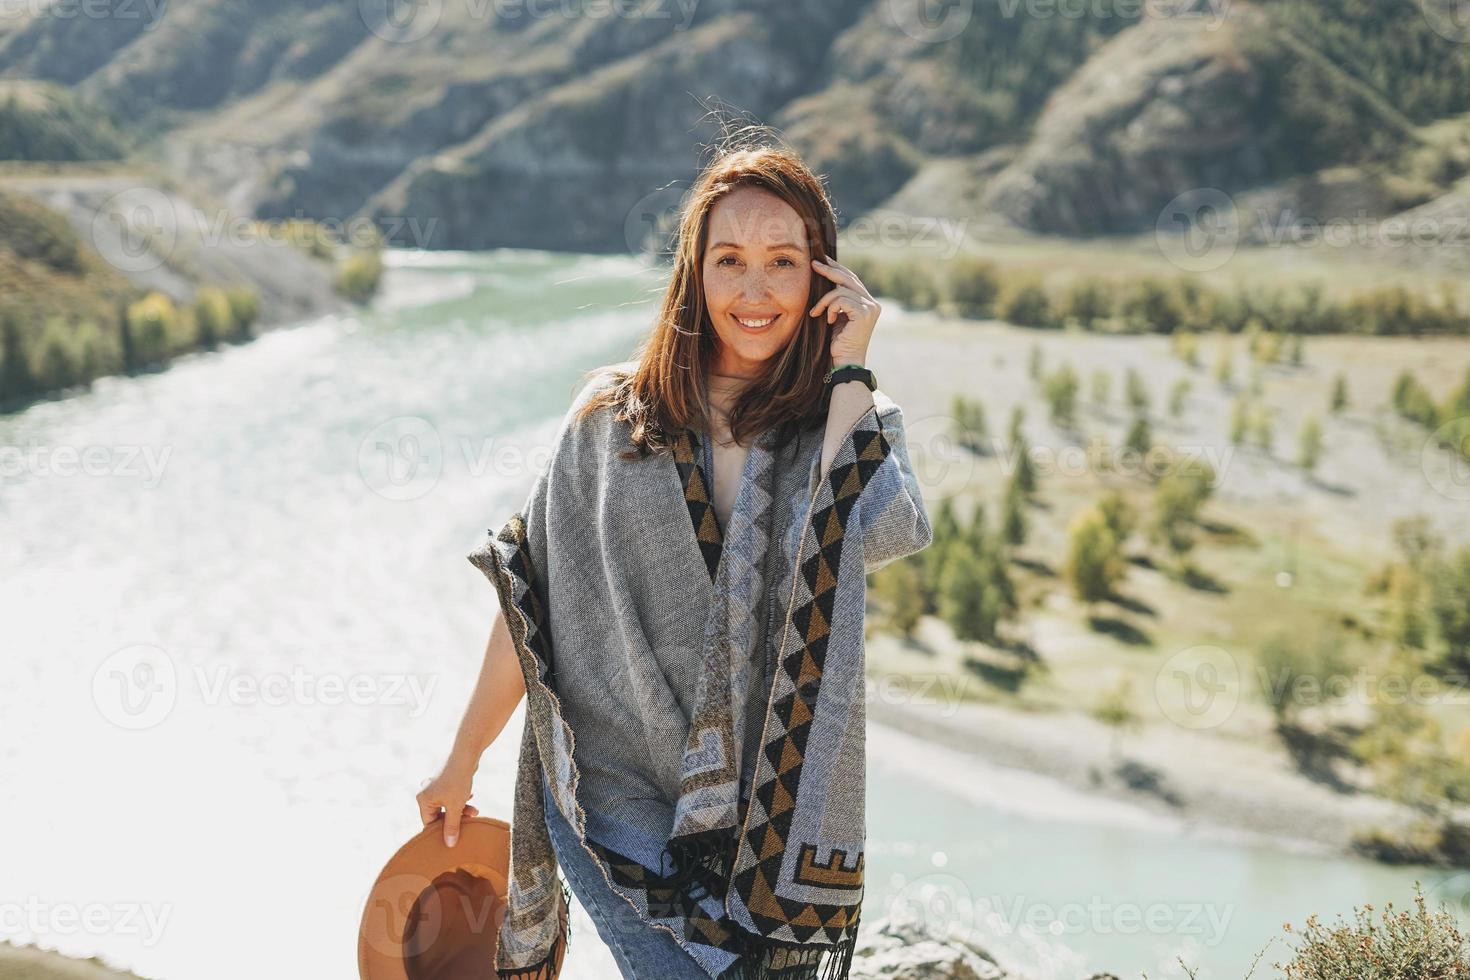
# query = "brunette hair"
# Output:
<box><xmin>575</xmin><ymin>129</ymin><xmax>842</xmax><ymax>460</ymax></box>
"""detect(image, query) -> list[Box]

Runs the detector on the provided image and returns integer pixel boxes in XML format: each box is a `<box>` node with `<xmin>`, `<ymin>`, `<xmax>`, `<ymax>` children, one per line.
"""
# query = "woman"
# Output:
<box><xmin>417</xmin><ymin>139</ymin><xmax>933</xmax><ymax>980</ymax></box>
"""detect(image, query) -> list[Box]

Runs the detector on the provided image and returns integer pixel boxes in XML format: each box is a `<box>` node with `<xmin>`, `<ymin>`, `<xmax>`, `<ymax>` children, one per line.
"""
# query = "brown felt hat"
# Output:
<box><xmin>358</xmin><ymin>816</ymin><xmax>560</xmax><ymax>980</ymax></box>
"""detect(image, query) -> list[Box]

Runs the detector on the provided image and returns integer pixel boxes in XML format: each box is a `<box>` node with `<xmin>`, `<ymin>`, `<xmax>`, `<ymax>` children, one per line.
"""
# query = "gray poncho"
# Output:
<box><xmin>467</xmin><ymin>364</ymin><xmax>933</xmax><ymax>979</ymax></box>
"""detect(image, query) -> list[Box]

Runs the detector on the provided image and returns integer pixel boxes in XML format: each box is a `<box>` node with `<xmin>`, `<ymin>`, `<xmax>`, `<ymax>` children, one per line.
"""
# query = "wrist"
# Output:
<box><xmin>444</xmin><ymin>745</ymin><xmax>482</xmax><ymax>778</ymax></box>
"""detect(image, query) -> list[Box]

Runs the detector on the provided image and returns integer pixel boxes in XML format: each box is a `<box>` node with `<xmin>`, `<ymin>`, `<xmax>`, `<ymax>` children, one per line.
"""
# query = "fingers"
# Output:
<box><xmin>444</xmin><ymin>804</ymin><xmax>463</xmax><ymax>848</ymax></box>
<box><xmin>810</xmin><ymin>285</ymin><xmax>859</xmax><ymax>319</ymax></box>
<box><xmin>417</xmin><ymin>789</ymin><xmax>441</xmax><ymax>828</ymax></box>
<box><xmin>812</xmin><ymin>258</ymin><xmax>867</xmax><ymax>296</ymax></box>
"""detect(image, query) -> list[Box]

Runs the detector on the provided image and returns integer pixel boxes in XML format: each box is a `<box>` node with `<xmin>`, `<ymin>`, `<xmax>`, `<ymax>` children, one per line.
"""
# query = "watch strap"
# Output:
<box><xmin>825</xmin><ymin>364</ymin><xmax>876</xmax><ymax>390</ymax></box>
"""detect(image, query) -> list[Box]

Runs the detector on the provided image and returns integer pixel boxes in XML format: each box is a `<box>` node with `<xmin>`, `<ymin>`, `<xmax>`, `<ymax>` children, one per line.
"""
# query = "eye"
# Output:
<box><xmin>775</xmin><ymin>257</ymin><xmax>797</xmax><ymax>268</ymax></box>
<box><xmin>715</xmin><ymin>254</ymin><xmax>741</xmax><ymax>266</ymax></box>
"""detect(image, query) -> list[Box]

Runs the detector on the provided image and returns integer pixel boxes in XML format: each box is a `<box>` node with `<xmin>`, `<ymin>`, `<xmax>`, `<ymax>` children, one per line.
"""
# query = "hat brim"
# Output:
<box><xmin>358</xmin><ymin>816</ymin><xmax>517</xmax><ymax>980</ymax></box>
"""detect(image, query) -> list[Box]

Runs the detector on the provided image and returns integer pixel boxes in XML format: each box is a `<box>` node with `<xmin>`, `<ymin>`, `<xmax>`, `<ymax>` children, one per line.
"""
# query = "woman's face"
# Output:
<box><xmin>701</xmin><ymin>186</ymin><xmax>813</xmax><ymax>377</ymax></box>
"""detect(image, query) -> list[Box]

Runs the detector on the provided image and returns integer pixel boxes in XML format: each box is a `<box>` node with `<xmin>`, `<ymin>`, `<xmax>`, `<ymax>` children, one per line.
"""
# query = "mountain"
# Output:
<box><xmin>2</xmin><ymin>0</ymin><xmax>1468</xmax><ymax>253</ymax></box>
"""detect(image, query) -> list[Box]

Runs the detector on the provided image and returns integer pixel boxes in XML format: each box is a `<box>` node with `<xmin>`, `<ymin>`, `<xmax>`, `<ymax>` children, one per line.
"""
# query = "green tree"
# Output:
<box><xmin>951</xmin><ymin>394</ymin><xmax>988</xmax><ymax>453</ymax></box>
<box><xmin>1096</xmin><ymin>490</ymin><xmax>1136</xmax><ymax>546</ymax></box>
<box><xmin>1229</xmin><ymin>395</ymin><xmax>1250</xmax><ymax>445</ymax></box>
<box><xmin>1149</xmin><ymin>457</ymin><xmax>1217</xmax><ymax>571</ymax></box>
<box><xmin>1167</xmin><ymin>377</ymin><xmax>1191</xmax><ymax>419</ymax></box>
<box><xmin>192</xmin><ymin>287</ymin><xmax>232</xmax><ymax>349</ymax></box>
<box><xmin>1124</xmin><ymin>415</ymin><xmax>1151</xmax><ymax>458</ymax></box>
<box><xmin>1330</xmin><ymin>371</ymin><xmax>1350</xmax><ymax>414</ymax></box>
<box><xmin>126</xmin><ymin>291</ymin><xmax>180</xmax><ymax>366</ymax></box>
<box><xmin>1125</xmin><ymin>367</ymin><xmax>1150</xmax><ymax>414</ymax></box>
<box><xmin>1091</xmin><ymin>368</ymin><xmax>1111</xmax><ymax>407</ymax></box>
<box><xmin>0</xmin><ymin>304</ymin><xmax>34</xmax><ymax>401</ymax></box>
<box><xmin>1001</xmin><ymin>472</ymin><xmax>1027</xmax><ymax>547</ymax></box>
<box><xmin>1250</xmin><ymin>403</ymin><xmax>1275</xmax><ymax>453</ymax></box>
<box><xmin>1043</xmin><ymin>362</ymin><xmax>1080</xmax><ymax>428</ymax></box>
<box><xmin>225</xmin><ymin>285</ymin><xmax>262</xmax><ymax>340</ymax></box>
<box><xmin>999</xmin><ymin>278</ymin><xmax>1055</xmax><ymax>328</ymax></box>
<box><xmin>1430</xmin><ymin>547</ymin><xmax>1470</xmax><ymax>676</ymax></box>
<box><xmin>1008</xmin><ymin>403</ymin><xmax>1025</xmax><ymax>446</ymax></box>
<box><xmin>1213</xmin><ymin>335</ymin><xmax>1234</xmax><ymax>387</ymax></box>
<box><xmin>877</xmin><ymin>559</ymin><xmax>926</xmax><ymax>640</ymax></box>
<box><xmin>1298</xmin><ymin>413</ymin><xmax>1323</xmax><ymax>473</ymax></box>
<box><xmin>1064</xmin><ymin>505</ymin><xmax>1124</xmax><ymax>604</ymax></box>
<box><xmin>946</xmin><ymin>256</ymin><xmax>1001</xmax><ymax>318</ymax></box>
<box><xmin>1060</xmin><ymin>276</ymin><xmax>1112</xmax><ymax>329</ymax></box>
<box><xmin>937</xmin><ymin>507</ymin><xmax>1015</xmax><ymax>644</ymax></box>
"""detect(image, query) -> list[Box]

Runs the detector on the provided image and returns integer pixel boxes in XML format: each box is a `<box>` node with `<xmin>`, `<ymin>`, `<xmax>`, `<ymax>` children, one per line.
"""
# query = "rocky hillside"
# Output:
<box><xmin>3</xmin><ymin>0</ymin><xmax>1468</xmax><ymax>254</ymax></box>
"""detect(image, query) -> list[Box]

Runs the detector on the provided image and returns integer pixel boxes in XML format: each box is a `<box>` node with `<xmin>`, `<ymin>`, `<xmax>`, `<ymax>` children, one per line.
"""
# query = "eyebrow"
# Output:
<box><xmin>709</xmin><ymin>240</ymin><xmax>805</xmax><ymax>251</ymax></box>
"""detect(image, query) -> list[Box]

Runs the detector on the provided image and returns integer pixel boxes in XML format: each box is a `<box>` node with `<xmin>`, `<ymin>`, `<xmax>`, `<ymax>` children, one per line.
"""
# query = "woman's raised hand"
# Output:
<box><xmin>416</xmin><ymin>760</ymin><xmax>480</xmax><ymax>847</ymax></box>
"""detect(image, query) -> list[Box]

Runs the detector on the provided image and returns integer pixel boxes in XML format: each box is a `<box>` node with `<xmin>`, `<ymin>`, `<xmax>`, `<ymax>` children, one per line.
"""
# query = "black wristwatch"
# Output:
<box><xmin>825</xmin><ymin>364</ymin><xmax>877</xmax><ymax>391</ymax></box>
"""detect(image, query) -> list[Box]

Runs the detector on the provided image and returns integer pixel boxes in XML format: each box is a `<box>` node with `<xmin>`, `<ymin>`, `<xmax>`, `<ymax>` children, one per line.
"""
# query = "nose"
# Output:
<box><xmin>740</xmin><ymin>268</ymin><xmax>772</xmax><ymax>300</ymax></box>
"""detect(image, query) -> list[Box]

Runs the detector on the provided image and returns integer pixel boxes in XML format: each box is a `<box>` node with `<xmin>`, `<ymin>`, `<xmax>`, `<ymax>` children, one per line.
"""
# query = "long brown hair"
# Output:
<box><xmin>576</xmin><ymin>133</ymin><xmax>842</xmax><ymax>461</ymax></box>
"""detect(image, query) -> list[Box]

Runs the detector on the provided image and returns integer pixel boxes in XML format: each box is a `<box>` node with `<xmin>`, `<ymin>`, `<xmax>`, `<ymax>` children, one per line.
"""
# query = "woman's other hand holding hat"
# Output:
<box><xmin>417</xmin><ymin>760</ymin><xmax>479</xmax><ymax>847</ymax></box>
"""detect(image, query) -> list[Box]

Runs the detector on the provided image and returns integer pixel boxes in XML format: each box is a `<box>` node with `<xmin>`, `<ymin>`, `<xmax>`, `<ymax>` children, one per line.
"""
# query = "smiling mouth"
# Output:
<box><xmin>733</xmin><ymin>314</ymin><xmax>779</xmax><ymax>330</ymax></box>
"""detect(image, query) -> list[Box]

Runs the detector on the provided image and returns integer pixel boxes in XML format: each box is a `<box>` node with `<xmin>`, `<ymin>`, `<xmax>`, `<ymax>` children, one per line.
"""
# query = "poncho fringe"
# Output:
<box><xmin>468</xmin><ymin>373</ymin><xmax>932</xmax><ymax>979</ymax></box>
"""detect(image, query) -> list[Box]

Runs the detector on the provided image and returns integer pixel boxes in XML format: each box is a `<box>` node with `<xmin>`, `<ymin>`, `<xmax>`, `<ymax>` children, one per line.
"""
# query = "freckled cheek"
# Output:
<box><xmin>776</xmin><ymin>279</ymin><xmax>809</xmax><ymax>320</ymax></box>
<box><xmin>703</xmin><ymin>275</ymin><xmax>738</xmax><ymax>312</ymax></box>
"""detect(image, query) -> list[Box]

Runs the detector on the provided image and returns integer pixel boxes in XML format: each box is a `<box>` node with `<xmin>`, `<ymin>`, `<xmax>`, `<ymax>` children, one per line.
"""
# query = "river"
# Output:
<box><xmin>0</xmin><ymin>248</ymin><xmax>1462</xmax><ymax>979</ymax></box>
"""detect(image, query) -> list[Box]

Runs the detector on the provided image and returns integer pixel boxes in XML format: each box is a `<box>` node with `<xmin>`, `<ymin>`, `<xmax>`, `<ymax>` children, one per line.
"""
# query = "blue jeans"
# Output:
<box><xmin>541</xmin><ymin>782</ymin><xmax>716</xmax><ymax>979</ymax></box>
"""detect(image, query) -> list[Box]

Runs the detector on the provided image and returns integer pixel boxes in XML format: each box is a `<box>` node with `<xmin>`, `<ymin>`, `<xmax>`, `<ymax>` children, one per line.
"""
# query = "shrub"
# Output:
<box><xmin>1117</xmin><ymin>277</ymin><xmax>1185</xmax><ymax>334</ymax></box>
<box><xmin>0</xmin><ymin>189</ymin><xmax>82</xmax><ymax>273</ymax></box>
<box><xmin>1149</xmin><ymin>456</ymin><xmax>1217</xmax><ymax>567</ymax></box>
<box><xmin>1001</xmin><ymin>472</ymin><xmax>1026</xmax><ymax>547</ymax></box>
<box><xmin>1430</xmin><ymin>547</ymin><xmax>1470</xmax><ymax>677</ymax></box>
<box><xmin>1330</xmin><ymin>371</ymin><xmax>1350</xmax><ymax>414</ymax></box>
<box><xmin>192</xmin><ymin>287</ymin><xmax>232</xmax><ymax>349</ymax></box>
<box><xmin>125</xmin><ymin>292</ymin><xmax>181</xmax><ymax>367</ymax></box>
<box><xmin>945</xmin><ymin>256</ymin><xmax>1001</xmax><ymax>318</ymax></box>
<box><xmin>1393</xmin><ymin>369</ymin><xmax>1441</xmax><ymax>429</ymax></box>
<box><xmin>1065</xmin><ymin>506</ymin><xmax>1125</xmax><ymax>604</ymax></box>
<box><xmin>26</xmin><ymin>315</ymin><xmax>76</xmax><ymax>390</ymax></box>
<box><xmin>336</xmin><ymin>249</ymin><xmax>384</xmax><ymax>304</ymax></box>
<box><xmin>72</xmin><ymin>316</ymin><xmax>123</xmax><ymax>380</ymax></box>
<box><xmin>950</xmin><ymin>394</ymin><xmax>988</xmax><ymax>453</ymax></box>
<box><xmin>1299</xmin><ymin>413</ymin><xmax>1324</xmax><ymax>473</ymax></box>
<box><xmin>937</xmin><ymin>505</ymin><xmax>1015</xmax><ymax>644</ymax></box>
<box><xmin>1125</xmin><ymin>366</ymin><xmax>1150</xmax><ymax>414</ymax></box>
<box><xmin>1096</xmin><ymin>490</ymin><xmax>1135</xmax><ymax>544</ymax></box>
<box><xmin>1042</xmin><ymin>362</ymin><xmax>1080</xmax><ymax>428</ymax></box>
<box><xmin>1059</xmin><ymin>276</ymin><xmax>1113</xmax><ymax>329</ymax></box>
<box><xmin>1167</xmin><ymin>377</ymin><xmax>1190</xmax><ymax>418</ymax></box>
<box><xmin>1279</xmin><ymin>887</ymin><xmax>1470</xmax><ymax>978</ymax></box>
<box><xmin>996</xmin><ymin>277</ymin><xmax>1055</xmax><ymax>328</ymax></box>
<box><xmin>872</xmin><ymin>259</ymin><xmax>940</xmax><ymax>310</ymax></box>
<box><xmin>1255</xmin><ymin>627</ymin><xmax>1348</xmax><ymax>727</ymax></box>
<box><xmin>1124</xmin><ymin>416</ymin><xmax>1151</xmax><ymax>457</ymax></box>
<box><xmin>225</xmin><ymin>285</ymin><xmax>262</xmax><ymax>340</ymax></box>
<box><xmin>0</xmin><ymin>304</ymin><xmax>34</xmax><ymax>401</ymax></box>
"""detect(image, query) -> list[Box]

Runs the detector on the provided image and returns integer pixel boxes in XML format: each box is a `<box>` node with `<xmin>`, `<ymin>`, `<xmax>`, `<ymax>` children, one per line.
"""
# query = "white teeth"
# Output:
<box><xmin>736</xmin><ymin>316</ymin><xmax>776</xmax><ymax>328</ymax></box>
